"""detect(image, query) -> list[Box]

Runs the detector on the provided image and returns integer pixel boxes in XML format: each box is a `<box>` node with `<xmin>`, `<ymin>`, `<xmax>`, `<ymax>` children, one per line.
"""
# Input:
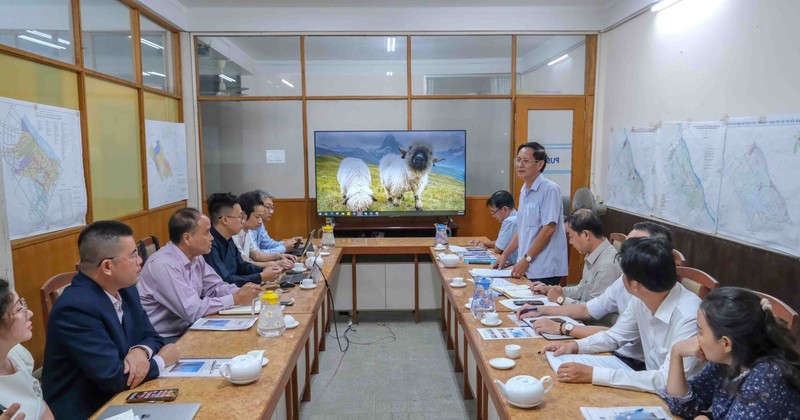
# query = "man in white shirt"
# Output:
<box><xmin>541</xmin><ymin>237</ymin><xmax>703</xmax><ymax>394</ymax></box>
<box><xmin>233</xmin><ymin>191</ymin><xmax>293</xmax><ymax>270</ymax></box>
<box><xmin>470</xmin><ymin>190</ymin><xmax>518</xmax><ymax>264</ymax></box>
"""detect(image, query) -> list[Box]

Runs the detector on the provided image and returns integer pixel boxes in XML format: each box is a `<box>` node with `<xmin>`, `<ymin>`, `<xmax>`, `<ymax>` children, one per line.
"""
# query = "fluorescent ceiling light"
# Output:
<box><xmin>219</xmin><ymin>74</ymin><xmax>236</xmax><ymax>83</ymax></box>
<box><xmin>142</xmin><ymin>72</ymin><xmax>150</xmax><ymax>76</ymax></box>
<box><xmin>149</xmin><ymin>71</ymin><xmax>166</xmax><ymax>77</ymax></box>
<box><xmin>26</xmin><ymin>30</ymin><xmax>52</xmax><ymax>39</ymax></box>
<box><xmin>18</xmin><ymin>35</ymin><xmax>66</xmax><ymax>50</ymax></box>
<box><xmin>281</xmin><ymin>79</ymin><xmax>294</xmax><ymax>88</ymax></box>
<box><xmin>547</xmin><ymin>54</ymin><xmax>569</xmax><ymax>66</ymax></box>
<box><xmin>386</xmin><ymin>71</ymin><xmax>393</xmax><ymax>76</ymax></box>
<box><xmin>140</xmin><ymin>38</ymin><xmax>163</xmax><ymax>50</ymax></box>
<box><xmin>651</xmin><ymin>0</ymin><xmax>683</xmax><ymax>12</ymax></box>
<box><xmin>386</xmin><ymin>37</ymin><xmax>396</xmax><ymax>52</ymax></box>
<box><xmin>57</xmin><ymin>38</ymin><xmax>70</xmax><ymax>45</ymax></box>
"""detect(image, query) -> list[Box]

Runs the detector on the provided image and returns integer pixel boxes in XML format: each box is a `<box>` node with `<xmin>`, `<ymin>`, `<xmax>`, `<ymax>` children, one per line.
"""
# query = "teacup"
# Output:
<box><xmin>293</xmin><ymin>262</ymin><xmax>305</xmax><ymax>272</ymax></box>
<box><xmin>220</xmin><ymin>354</ymin><xmax>261</xmax><ymax>384</ymax></box>
<box><xmin>451</xmin><ymin>277</ymin><xmax>465</xmax><ymax>286</ymax></box>
<box><xmin>301</xmin><ymin>278</ymin><xmax>314</xmax><ymax>288</ymax></box>
<box><xmin>484</xmin><ymin>312</ymin><xmax>499</xmax><ymax>324</ymax></box>
<box><xmin>505</xmin><ymin>344</ymin><xmax>521</xmax><ymax>359</ymax></box>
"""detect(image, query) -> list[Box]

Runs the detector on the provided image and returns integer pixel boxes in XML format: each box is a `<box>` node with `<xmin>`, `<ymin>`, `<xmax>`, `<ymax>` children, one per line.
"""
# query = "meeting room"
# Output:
<box><xmin>0</xmin><ymin>0</ymin><xmax>798</xmax><ymax>419</ymax></box>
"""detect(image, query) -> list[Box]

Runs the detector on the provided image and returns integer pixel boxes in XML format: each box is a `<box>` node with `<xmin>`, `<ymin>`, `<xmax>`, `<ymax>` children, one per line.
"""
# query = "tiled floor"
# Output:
<box><xmin>299</xmin><ymin>311</ymin><xmax>474</xmax><ymax>420</ymax></box>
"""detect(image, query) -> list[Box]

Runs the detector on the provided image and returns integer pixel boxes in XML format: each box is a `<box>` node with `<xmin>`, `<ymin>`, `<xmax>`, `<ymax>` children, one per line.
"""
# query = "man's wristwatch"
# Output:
<box><xmin>558</xmin><ymin>320</ymin><xmax>566</xmax><ymax>335</ymax></box>
<box><xmin>556</xmin><ymin>296</ymin><xmax>565</xmax><ymax>305</ymax></box>
<box><xmin>564</xmin><ymin>323</ymin><xmax>574</xmax><ymax>336</ymax></box>
<box><xmin>524</xmin><ymin>254</ymin><xmax>533</xmax><ymax>263</ymax></box>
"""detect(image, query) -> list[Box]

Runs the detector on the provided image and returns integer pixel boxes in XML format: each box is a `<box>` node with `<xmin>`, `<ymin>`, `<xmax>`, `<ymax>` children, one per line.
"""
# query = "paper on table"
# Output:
<box><xmin>160</xmin><ymin>357</ymin><xmax>232</xmax><ymax>378</ymax></box>
<box><xmin>478</xmin><ymin>327</ymin><xmax>538</xmax><ymax>340</ymax></box>
<box><xmin>579</xmin><ymin>406</ymin><xmax>670</xmax><ymax>420</ymax></box>
<box><xmin>499</xmin><ymin>297</ymin><xmax>557</xmax><ymax>311</ymax></box>
<box><xmin>470</xmin><ymin>268</ymin><xmax>512</xmax><ymax>278</ymax></box>
<box><xmin>521</xmin><ymin>315</ymin><xmax>584</xmax><ymax>340</ymax></box>
<box><xmin>218</xmin><ymin>302</ymin><xmax>286</xmax><ymax>316</ymax></box>
<box><xmin>546</xmin><ymin>352</ymin><xmax>633</xmax><ymax>372</ymax></box>
<box><xmin>189</xmin><ymin>317</ymin><xmax>257</xmax><ymax>331</ymax></box>
<box><xmin>448</xmin><ymin>245</ymin><xmax>468</xmax><ymax>253</ymax></box>
<box><xmin>506</xmin><ymin>313</ymin><xmax>542</xmax><ymax>334</ymax></box>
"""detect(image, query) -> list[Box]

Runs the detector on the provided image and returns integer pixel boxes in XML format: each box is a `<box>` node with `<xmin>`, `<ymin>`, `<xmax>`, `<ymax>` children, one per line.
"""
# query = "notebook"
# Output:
<box><xmin>97</xmin><ymin>403</ymin><xmax>201</xmax><ymax>420</ymax></box>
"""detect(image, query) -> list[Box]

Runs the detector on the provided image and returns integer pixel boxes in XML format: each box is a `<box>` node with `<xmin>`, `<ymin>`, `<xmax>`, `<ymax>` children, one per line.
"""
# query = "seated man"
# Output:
<box><xmin>519</xmin><ymin>221</ymin><xmax>673</xmax><ymax>370</ymax></box>
<box><xmin>43</xmin><ymin>221</ymin><xmax>180</xmax><ymax>419</ymax></box>
<box><xmin>233</xmin><ymin>191</ymin><xmax>294</xmax><ymax>269</ymax></box>
<box><xmin>251</xmin><ymin>189</ymin><xmax>302</xmax><ymax>254</ymax></box>
<box><xmin>204</xmin><ymin>193</ymin><xmax>283</xmax><ymax>286</ymax></box>
<box><xmin>137</xmin><ymin>208</ymin><xmax>263</xmax><ymax>340</ymax></box>
<box><xmin>530</xmin><ymin>209</ymin><xmax>621</xmax><ymax>306</ymax></box>
<box><xmin>470</xmin><ymin>190</ymin><xmax>518</xmax><ymax>265</ymax></box>
<box><xmin>542</xmin><ymin>237</ymin><xmax>703</xmax><ymax>394</ymax></box>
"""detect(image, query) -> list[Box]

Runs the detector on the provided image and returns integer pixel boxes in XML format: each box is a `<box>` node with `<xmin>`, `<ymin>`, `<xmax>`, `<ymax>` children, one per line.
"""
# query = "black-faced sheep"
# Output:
<box><xmin>337</xmin><ymin>157</ymin><xmax>377</xmax><ymax>212</ymax></box>
<box><xmin>379</xmin><ymin>142</ymin><xmax>444</xmax><ymax>211</ymax></box>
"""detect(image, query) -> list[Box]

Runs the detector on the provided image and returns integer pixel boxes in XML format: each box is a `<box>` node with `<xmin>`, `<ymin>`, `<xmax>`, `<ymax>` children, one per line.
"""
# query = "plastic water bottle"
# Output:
<box><xmin>257</xmin><ymin>290</ymin><xmax>285</xmax><ymax>337</ymax></box>
<box><xmin>471</xmin><ymin>277</ymin><xmax>496</xmax><ymax>319</ymax></box>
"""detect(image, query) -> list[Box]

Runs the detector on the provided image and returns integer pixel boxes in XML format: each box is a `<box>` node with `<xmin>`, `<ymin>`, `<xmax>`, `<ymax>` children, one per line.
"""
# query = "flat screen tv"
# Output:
<box><xmin>315</xmin><ymin>130</ymin><xmax>466</xmax><ymax>217</ymax></box>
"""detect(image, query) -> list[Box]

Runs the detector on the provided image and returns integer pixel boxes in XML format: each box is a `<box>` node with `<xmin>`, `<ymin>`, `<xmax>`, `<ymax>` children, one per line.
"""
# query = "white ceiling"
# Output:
<box><xmin>179</xmin><ymin>0</ymin><xmax>614</xmax><ymax>8</ymax></box>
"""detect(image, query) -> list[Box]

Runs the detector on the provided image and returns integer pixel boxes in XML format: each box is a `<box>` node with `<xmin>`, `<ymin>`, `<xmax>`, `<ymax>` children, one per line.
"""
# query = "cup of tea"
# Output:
<box><xmin>301</xmin><ymin>278</ymin><xmax>314</xmax><ymax>288</ymax></box>
<box><xmin>505</xmin><ymin>344</ymin><xmax>521</xmax><ymax>359</ymax></box>
<box><xmin>484</xmin><ymin>312</ymin><xmax>499</xmax><ymax>324</ymax></box>
<box><xmin>451</xmin><ymin>277</ymin><xmax>465</xmax><ymax>286</ymax></box>
<box><xmin>293</xmin><ymin>262</ymin><xmax>305</xmax><ymax>272</ymax></box>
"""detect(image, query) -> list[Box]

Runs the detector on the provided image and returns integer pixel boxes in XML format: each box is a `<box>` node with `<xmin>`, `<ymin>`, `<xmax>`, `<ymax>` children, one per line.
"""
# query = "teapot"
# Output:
<box><xmin>220</xmin><ymin>353</ymin><xmax>263</xmax><ymax>385</ymax></box>
<box><xmin>439</xmin><ymin>253</ymin><xmax>464</xmax><ymax>268</ymax></box>
<box><xmin>494</xmin><ymin>375</ymin><xmax>553</xmax><ymax>408</ymax></box>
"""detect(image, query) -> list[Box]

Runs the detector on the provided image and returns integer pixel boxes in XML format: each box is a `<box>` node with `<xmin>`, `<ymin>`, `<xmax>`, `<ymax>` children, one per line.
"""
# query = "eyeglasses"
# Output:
<box><xmin>264</xmin><ymin>205</ymin><xmax>275</xmax><ymax>212</ymax></box>
<box><xmin>95</xmin><ymin>250</ymin><xmax>140</xmax><ymax>267</ymax></box>
<box><xmin>8</xmin><ymin>298</ymin><xmax>28</xmax><ymax>317</ymax></box>
<box><xmin>489</xmin><ymin>207</ymin><xmax>502</xmax><ymax>216</ymax></box>
<box><xmin>514</xmin><ymin>158</ymin><xmax>540</xmax><ymax>166</ymax></box>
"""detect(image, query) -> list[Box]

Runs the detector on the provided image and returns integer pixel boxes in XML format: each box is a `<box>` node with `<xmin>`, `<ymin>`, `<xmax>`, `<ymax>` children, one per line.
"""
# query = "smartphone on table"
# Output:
<box><xmin>126</xmin><ymin>389</ymin><xmax>179</xmax><ymax>403</ymax></box>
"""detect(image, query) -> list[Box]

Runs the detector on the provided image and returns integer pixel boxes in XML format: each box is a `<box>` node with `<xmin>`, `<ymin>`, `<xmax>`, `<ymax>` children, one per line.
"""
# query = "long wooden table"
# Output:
<box><xmin>92</xmin><ymin>238</ymin><xmax>672</xmax><ymax>420</ymax></box>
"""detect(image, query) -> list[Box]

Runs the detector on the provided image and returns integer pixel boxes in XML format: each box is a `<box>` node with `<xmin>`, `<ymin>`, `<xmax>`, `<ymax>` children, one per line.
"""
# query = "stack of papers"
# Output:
<box><xmin>579</xmin><ymin>406</ymin><xmax>670</xmax><ymax>420</ymax></box>
<box><xmin>545</xmin><ymin>352</ymin><xmax>633</xmax><ymax>372</ymax></box>
<box><xmin>218</xmin><ymin>302</ymin><xmax>286</xmax><ymax>316</ymax></box>
<box><xmin>189</xmin><ymin>317</ymin><xmax>257</xmax><ymax>331</ymax></box>
<box><xmin>469</xmin><ymin>268</ymin><xmax>512</xmax><ymax>278</ymax></box>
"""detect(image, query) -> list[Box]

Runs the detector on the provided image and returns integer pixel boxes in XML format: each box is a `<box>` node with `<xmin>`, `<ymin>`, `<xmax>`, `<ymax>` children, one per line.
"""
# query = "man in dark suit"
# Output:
<box><xmin>42</xmin><ymin>221</ymin><xmax>180</xmax><ymax>419</ymax></box>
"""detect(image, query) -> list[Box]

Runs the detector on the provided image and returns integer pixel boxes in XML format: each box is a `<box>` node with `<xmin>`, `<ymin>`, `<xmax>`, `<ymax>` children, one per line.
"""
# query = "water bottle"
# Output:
<box><xmin>256</xmin><ymin>290</ymin><xmax>285</xmax><ymax>338</ymax></box>
<box><xmin>471</xmin><ymin>277</ymin><xmax>496</xmax><ymax>319</ymax></box>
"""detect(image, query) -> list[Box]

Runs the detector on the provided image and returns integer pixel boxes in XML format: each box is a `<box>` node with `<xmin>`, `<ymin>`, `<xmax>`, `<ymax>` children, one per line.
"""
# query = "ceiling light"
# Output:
<box><xmin>149</xmin><ymin>71</ymin><xmax>166</xmax><ymax>77</ymax></box>
<box><xmin>547</xmin><ymin>54</ymin><xmax>569</xmax><ymax>66</ymax></box>
<box><xmin>386</xmin><ymin>37</ymin><xmax>396</xmax><ymax>52</ymax></box>
<box><xmin>651</xmin><ymin>0</ymin><xmax>683</xmax><ymax>12</ymax></box>
<box><xmin>386</xmin><ymin>71</ymin><xmax>393</xmax><ymax>76</ymax></box>
<box><xmin>219</xmin><ymin>74</ymin><xmax>236</xmax><ymax>83</ymax></box>
<box><xmin>281</xmin><ymin>79</ymin><xmax>294</xmax><ymax>88</ymax></box>
<box><xmin>140</xmin><ymin>38</ymin><xmax>163</xmax><ymax>50</ymax></box>
<box><xmin>18</xmin><ymin>35</ymin><xmax>66</xmax><ymax>50</ymax></box>
<box><xmin>142</xmin><ymin>72</ymin><xmax>150</xmax><ymax>76</ymax></box>
<box><xmin>57</xmin><ymin>38</ymin><xmax>70</xmax><ymax>45</ymax></box>
<box><xmin>26</xmin><ymin>30</ymin><xmax>52</xmax><ymax>39</ymax></box>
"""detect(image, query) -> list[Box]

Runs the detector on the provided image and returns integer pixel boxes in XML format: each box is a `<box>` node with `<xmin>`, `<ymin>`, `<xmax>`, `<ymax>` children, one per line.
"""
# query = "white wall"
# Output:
<box><xmin>592</xmin><ymin>0</ymin><xmax>800</xmax><ymax>197</ymax></box>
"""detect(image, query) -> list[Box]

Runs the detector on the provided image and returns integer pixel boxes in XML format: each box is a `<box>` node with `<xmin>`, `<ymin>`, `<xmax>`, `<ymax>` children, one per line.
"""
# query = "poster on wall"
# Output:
<box><xmin>0</xmin><ymin>97</ymin><xmax>87</xmax><ymax>240</ymax></box>
<box><xmin>145</xmin><ymin>120</ymin><xmax>188</xmax><ymax>209</ymax></box>
<box><xmin>604</xmin><ymin>127</ymin><xmax>657</xmax><ymax>216</ymax></box>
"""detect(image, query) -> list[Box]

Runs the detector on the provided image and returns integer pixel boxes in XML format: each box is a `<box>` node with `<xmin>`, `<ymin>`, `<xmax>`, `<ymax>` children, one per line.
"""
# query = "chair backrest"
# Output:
<box><xmin>137</xmin><ymin>236</ymin><xmax>161</xmax><ymax>264</ymax></box>
<box><xmin>40</xmin><ymin>271</ymin><xmax>77</xmax><ymax>331</ymax></box>
<box><xmin>753</xmin><ymin>291</ymin><xmax>798</xmax><ymax>330</ymax></box>
<box><xmin>672</xmin><ymin>249</ymin><xmax>687</xmax><ymax>267</ymax></box>
<box><xmin>676</xmin><ymin>266</ymin><xmax>719</xmax><ymax>299</ymax></box>
<box><xmin>609</xmin><ymin>233</ymin><xmax>627</xmax><ymax>251</ymax></box>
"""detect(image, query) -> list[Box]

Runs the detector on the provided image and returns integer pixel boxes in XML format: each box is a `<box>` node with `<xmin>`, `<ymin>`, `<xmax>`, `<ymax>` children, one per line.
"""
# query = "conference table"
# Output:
<box><xmin>93</xmin><ymin>237</ymin><xmax>672</xmax><ymax>420</ymax></box>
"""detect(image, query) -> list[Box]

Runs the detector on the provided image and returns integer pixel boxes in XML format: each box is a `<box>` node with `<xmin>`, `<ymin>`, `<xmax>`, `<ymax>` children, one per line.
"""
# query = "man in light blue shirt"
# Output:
<box><xmin>251</xmin><ymin>190</ymin><xmax>301</xmax><ymax>254</ymax></box>
<box><xmin>470</xmin><ymin>190</ymin><xmax>518</xmax><ymax>264</ymax></box>
<box><xmin>496</xmin><ymin>142</ymin><xmax>568</xmax><ymax>286</ymax></box>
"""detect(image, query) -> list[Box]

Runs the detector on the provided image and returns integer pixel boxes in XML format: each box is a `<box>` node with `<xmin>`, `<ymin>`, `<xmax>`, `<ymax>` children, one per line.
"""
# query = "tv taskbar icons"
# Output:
<box><xmin>318</xmin><ymin>212</ymin><xmax>379</xmax><ymax>217</ymax></box>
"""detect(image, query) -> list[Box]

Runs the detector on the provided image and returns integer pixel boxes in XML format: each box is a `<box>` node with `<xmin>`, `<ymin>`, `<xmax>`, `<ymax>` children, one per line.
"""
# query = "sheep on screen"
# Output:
<box><xmin>379</xmin><ymin>142</ymin><xmax>444</xmax><ymax>211</ymax></box>
<box><xmin>337</xmin><ymin>157</ymin><xmax>377</xmax><ymax>212</ymax></box>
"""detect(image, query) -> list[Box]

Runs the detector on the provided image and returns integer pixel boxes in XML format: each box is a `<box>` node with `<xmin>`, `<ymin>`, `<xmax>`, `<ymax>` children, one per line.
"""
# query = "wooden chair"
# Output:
<box><xmin>137</xmin><ymin>236</ymin><xmax>161</xmax><ymax>264</ymax></box>
<box><xmin>672</xmin><ymin>249</ymin><xmax>687</xmax><ymax>267</ymax></box>
<box><xmin>609</xmin><ymin>233</ymin><xmax>627</xmax><ymax>251</ymax></box>
<box><xmin>753</xmin><ymin>291</ymin><xmax>798</xmax><ymax>330</ymax></box>
<box><xmin>676</xmin><ymin>266</ymin><xmax>719</xmax><ymax>299</ymax></box>
<box><xmin>40</xmin><ymin>271</ymin><xmax>77</xmax><ymax>331</ymax></box>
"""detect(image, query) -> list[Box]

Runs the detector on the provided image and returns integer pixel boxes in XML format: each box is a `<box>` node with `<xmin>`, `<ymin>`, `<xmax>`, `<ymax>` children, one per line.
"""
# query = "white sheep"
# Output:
<box><xmin>379</xmin><ymin>142</ymin><xmax>444</xmax><ymax>211</ymax></box>
<box><xmin>337</xmin><ymin>157</ymin><xmax>377</xmax><ymax>212</ymax></box>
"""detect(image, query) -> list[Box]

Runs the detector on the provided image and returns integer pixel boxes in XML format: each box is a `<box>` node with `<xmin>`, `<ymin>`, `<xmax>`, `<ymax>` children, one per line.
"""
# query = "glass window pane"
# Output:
<box><xmin>201</xmin><ymin>101</ymin><xmax>303</xmax><ymax>197</ymax></box>
<box><xmin>412</xmin><ymin>99</ymin><xmax>511</xmax><ymax>195</ymax></box>
<box><xmin>0</xmin><ymin>52</ymin><xmax>78</xmax><ymax>109</ymax></box>
<box><xmin>0</xmin><ymin>0</ymin><xmax>75</xmax><ymax>63</ymax></box>
<box><xmin>305</xmin><ymin>36</ymin><xmax>407</xmax><ymax>96</ymax></box>
<box><xmin>306</xmin><ymin>100</ymin><xmax>407</xmax><ymax>197</ymax></box>
<box><xmin>143</xmin><ymin>92</ymin><xmax>179</xmax><ymax>122</ymax></box>
<box><xmin>197</xmin><ymin>36</ymin><xmax>301</xmax><ymax>97</ymax></box>
<box><xmin>139</xmin><ymin>15</ymin><xmax>174</xmax><ymax>92</ymax></box>
<box><xmin>516</xmin><ymin>36</ymin><xmax>585</xmax><ymax>95</ymax></box>
<box><xmin>81</xmin><ymin>0</ymin><xmax>134</xmax><ymax>81</ymax></box>
<box><xmin>527</xmin><ymin>110</ymin><xmax>573</xmax><ymax>195</ymax></box>
<box><xmin>86</xmin><ymin>77</ymin><xmax>142</xmax><ymax>219</ymax></box>
<box><xmin>411</xmin><ymin>36</ymin><xmax>511</xmax><ymax>95</ymax></box>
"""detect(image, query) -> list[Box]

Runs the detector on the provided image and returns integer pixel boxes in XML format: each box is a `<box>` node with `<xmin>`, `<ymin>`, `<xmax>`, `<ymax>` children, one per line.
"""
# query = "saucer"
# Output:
<box><xmin>288</xmin><ymin>267</ymin><xmax>308</xmax><ymax>274</ymax></box>
<box><xmin>489</xmin><ymin>358</ymin><xmax>515</xmax><ymax>370</ymax></box>
<box><xmin>228</xmin><ymin>375</ymin><xmax>260</xmax><ymax>385</ymax></box>
<box><xmin>508</xmin><ymin>400</ymin><xmax>542</xmax><ymax>409</ymax></box>
<box><xmin>434</xmin><ymin>246</ymin><xmax>446</xmax><ymax>251</ymax></box>
<box><xmin>481</xmin><ymin>318</ymin><xmax>503</xmax><ymax>327</ymax></box>
<box><xmin>450</xmin><ymin>282</ymin><xmax>467</xmax><ymax>288</ymax></box>
<box><xmin>319</xmin><ymin>251</ymin><xmax>331</xmax><ymax>256</ymax></box>
<box><xmin>299</xmin><ymin>284</ymin><xmax>317</xmax><ymax>290</ymax></box>
<box><xmin>285</xmin><ymin>319</ymin><xmax>300</xmax><ymax>329</ymax></box>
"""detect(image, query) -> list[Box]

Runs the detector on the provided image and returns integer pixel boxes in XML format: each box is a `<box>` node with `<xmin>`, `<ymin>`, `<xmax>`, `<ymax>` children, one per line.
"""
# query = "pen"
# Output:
<box><xmin>519</xmin><ymin>307</ymin><xmax>539</xmax><ymax>316</ymax></box>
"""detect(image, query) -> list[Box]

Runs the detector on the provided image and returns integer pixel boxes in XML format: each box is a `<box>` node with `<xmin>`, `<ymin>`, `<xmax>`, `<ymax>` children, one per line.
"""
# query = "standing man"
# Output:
<box><xmin>496</xmin><ymin>142</ymin><xmax>568</xmax><ymax>285</ymax></box>
<box><xmin>137</xmin><ymin>208</ymin><xmax>263</xmax><ymax>340</ymax></box>
<box><xmin>43</xmin><ymin>221</ymin><xmax>180</xmax><ymax>419</ymax></box>
<box><xmin>469</xmin><ymin>190</ymin><xmax>519</xmax><ymax>265</ymax></box>
<box><xmin>251</xmin><ymin>189</ymin><xmax>302</xmax><ymax>254</ymax></box>
<box><xmin>204</xmin><ymin>193</ymin><xmax>282</xmax><ymax>286</ymax></box>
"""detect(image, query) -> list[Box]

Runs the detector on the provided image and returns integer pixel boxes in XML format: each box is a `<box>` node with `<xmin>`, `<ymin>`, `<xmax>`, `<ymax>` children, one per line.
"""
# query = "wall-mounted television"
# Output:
<box><xmin>315</xmin><ymin>130</ymin><xmax>466</xmax><ymax>217</ymax></box>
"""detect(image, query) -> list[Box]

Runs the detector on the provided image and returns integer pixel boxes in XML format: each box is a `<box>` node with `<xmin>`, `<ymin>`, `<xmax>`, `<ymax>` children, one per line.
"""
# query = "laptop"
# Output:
<box><xmin>98</xmin><ymin>403</ymin><xmax>201</xmax><ymax>419</ymax></box>
<box><xmin>287</xmin><ymin>229</ymin><xmax>316</xmax><ymax>257</ymax></box>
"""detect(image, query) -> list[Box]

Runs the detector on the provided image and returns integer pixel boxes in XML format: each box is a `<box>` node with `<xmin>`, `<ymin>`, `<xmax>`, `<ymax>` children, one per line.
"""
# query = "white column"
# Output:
<box><xmin>181</xmin><ymin>32</ymin><xmax>203</xmax><ymax>209</ymax></box>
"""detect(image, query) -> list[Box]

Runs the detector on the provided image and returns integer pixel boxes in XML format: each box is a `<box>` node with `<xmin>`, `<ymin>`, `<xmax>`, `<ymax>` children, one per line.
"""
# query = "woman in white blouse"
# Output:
<box><xmin>0</xmin><ymin>279</ymin><xmax>53</xmax><ymax>420</ymax></box>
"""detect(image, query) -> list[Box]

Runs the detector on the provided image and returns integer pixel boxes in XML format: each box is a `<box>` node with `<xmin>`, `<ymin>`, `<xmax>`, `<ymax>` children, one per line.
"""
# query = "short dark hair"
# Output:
<box><xmin>701</xmin><ymin>287</ymin><xmax>800</xmax><ymax>395</ymax></box>
<box><xmin>169</xmin><ymin>208</ymin><xmax>202</xmax><ymax>244</ymax></box>
<box><xmin>78</xmin><ymin>220</ymin><xmax>134</xmax><ymax>266</ymax></box>
<box><xmin>567</xmin><ymin>209</ymin><xmax>604</xmax><ymax>238</ymax></box>
<box><xmin>207</xmin><ymin>192</ymin><xmax>238</xmax><ymax>222</ymax></box>
<box><xmin>618</xmin><ymin>237</ymin><xmax>676</xmax><ymax>293</ymax></box>
<box><xmin>486</xmin><ymin>190</ymin><xmax>515</xmax><ymax>210</ymax></box>
<box><xmin>517</xmin><ymin>142</ymin><xmax>548</xmax><ymax>171</ymax></box>
<box><xmin>239</xmin><ymin>191</ymin><xmax>264</xmax><ymax>219</ymax></box>
<box><xmin>0</xmin><ymin>278</ymin><xmax>12</xmax><ymax>329</ymax></box>
<box><xmin>632</xmin><ymin>221</ymin><xmax>673</xmax><ymax>245</ymax></box>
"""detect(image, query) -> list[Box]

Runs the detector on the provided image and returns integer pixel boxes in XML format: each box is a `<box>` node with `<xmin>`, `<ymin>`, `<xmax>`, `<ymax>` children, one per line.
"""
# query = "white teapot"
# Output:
<box><xmin>494</xmin><ymin>375</ymin><xmax>553</xmax><ymax>408</ymax></box>
<box><xmin>220</xmin><ymin>353</ymin><xmax>262</xmax><ymax>385</ymax></box>
<box><xmin>305</xmin><ymin>252</ymin><xmax>324</xmax><ymax>270</ymax></box>
<box><xmin>439</xmin><ymin>253</ymin><xmax>464</xmax><ymax>268</ymax></box>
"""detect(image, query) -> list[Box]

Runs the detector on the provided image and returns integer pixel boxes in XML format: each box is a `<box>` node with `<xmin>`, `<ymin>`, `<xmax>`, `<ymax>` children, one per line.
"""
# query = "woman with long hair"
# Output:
<box><xmin>662</xmin><ymin>287</ymin><xmax>800</xmax><ymax>419</ymax></box>
<box><xmin>0</xmin><ymin>278</ymin><xmax>54</xmax><ymax>419</ymax></box>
